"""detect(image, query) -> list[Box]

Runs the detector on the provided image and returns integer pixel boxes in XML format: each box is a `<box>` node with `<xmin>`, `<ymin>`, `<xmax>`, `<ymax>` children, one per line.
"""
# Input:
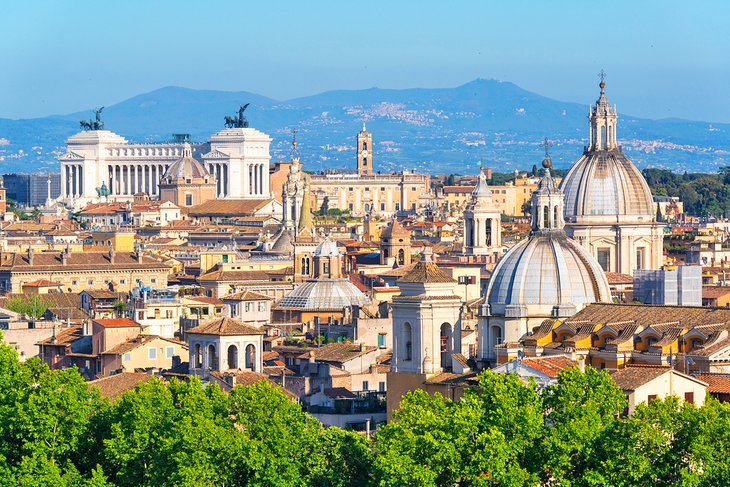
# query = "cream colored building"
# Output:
<box><xmin>308</xmin><ymin>125</ymin><xmax>430</xmax><ymax>217</ymax></box>
<box><xmin>561</xmin><ymin>80</ymin><xmax>663</xmax><ymax>274</ymax></box>
<box><xmin>100</xmin><ymin>334</ymin><xmax>187</xmax><ymax>377</ymax></box>
<box><xmin>611</xmin><ymin>366</ymin><xmax>707</xmax><ymax>415</ymax></box>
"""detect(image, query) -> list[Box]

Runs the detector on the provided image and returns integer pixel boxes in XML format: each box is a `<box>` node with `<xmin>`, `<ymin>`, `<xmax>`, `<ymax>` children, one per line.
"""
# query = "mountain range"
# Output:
<box><xmin>0</xmin><ymin>79</ymin><xmax>728</xmax><ymax>175</ymax></box>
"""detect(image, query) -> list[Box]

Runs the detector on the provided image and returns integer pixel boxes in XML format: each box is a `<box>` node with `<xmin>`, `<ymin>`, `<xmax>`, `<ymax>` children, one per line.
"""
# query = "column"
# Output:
<box><xmin>78</xmin><ymin>165</ymin><xmax>83</xmax><ymax>198</ymax></box>
<box><xmin>223</xmin><ymin>165</ymin><xmax>228</xmax><ymax>196</ymax></box>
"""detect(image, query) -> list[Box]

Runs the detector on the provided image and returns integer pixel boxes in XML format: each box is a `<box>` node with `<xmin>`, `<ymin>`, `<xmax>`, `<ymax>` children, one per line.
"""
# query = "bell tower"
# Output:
<box><xmin>463</xmin><ymin>170</ymin><xmax>501</xmax><ymax>255</ymax></box>
<box><xmin>357</xmin><ymin>123</ymin><xmax>372</xmax><ymax>176</ymax></box>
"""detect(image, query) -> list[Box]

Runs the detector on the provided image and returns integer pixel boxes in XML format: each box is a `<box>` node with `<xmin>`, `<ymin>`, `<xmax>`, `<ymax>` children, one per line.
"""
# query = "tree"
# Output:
<box><xmin>534</xmin><ymin>366</ymin><xmax>627</xmax><ymax>485</ymax></box>
<box><xmin>6</xmin><ymin>295</ymin><xmax>48</xmax><ymax>321</ymax></box>
<box><xmin>113</xmin><ymin>301</ymin><xmax>127</xmax><ymax>318</ymax></box>
<box><xmin>319</xmin><ymin>196</ymin><xmax>330</xmax><ymax>216</ymax></box>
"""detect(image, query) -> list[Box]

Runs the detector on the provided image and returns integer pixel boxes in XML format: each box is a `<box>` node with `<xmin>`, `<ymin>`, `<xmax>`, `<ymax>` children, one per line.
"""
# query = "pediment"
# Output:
<box><xmin>60</xmin><ymin>151</ymin><xmax>85</xmax><ymax>161</ymax></box>
<box><xmin>202</xmin><ymin>149</ymin><xmax>230</xmax><ymax>159</ymax></box>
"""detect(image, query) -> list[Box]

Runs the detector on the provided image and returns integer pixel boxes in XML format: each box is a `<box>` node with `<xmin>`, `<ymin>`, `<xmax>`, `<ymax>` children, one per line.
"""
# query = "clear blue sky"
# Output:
<box><xmin>2</xmin><ymin>0</ymin><xmax>729</xmax><ymax>122</ymax></box>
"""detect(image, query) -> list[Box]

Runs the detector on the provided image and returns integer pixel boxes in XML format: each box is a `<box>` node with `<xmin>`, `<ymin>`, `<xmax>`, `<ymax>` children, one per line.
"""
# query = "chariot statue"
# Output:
<box><xmin>80</xmin><ymin>107</ymin><xmax>105</xmax><ymax>131</ymax></box>
<box><xmin>224</xmin><ymin>103</ymin><xmax>250</xmax><ymax>128</ymax></box>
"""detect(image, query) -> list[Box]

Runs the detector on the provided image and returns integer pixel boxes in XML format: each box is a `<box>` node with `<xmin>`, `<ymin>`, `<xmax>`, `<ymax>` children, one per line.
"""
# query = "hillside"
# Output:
<box><xmin>0</xmin><ymin>79</ymin><xmax>728</xmax><ymax>174</ymax></box>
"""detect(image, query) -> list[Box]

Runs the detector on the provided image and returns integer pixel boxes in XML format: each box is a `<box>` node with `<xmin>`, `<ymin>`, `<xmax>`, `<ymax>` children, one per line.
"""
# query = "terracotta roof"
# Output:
<box><xmin>89</xmin><ymin>372</ymin><xmax>157</xmax><ymax>399</ymax></box>
<box><xmin>197</xmin><ymin>269</ymin><xmax>271</xmax><ymax>282</ymax></box>
<box><xmin>296</xmin><ymin>342</ymin><xmax>377</xmax><ymax>364</ymax></box>
<box><xmin>520</xmin><ymin>356</ymin><xmax>577</xmax><ymax>378</ymax></box>
<box><xmin>36</xmin><ymin>325</ymin><xmax>83</xmax><ymax>346</ymax></box>
<box><xmin>443</xmin><ymin>185</ymin><xmax>475</xmax><ymax>195</ymax></box>
<box><xmin>610</xmin><ymin>366</ymin><xmax>670</xmax><ymax>391</ymax></box>
<box><xmin>222</xmin><ymin>290</ymin><xmax>273</xmax><ymax>301</ymax></box>
<box><xmin>397</xmin><ymin>262</ymin><xmax>456</xmax><ymax>284</ymax></box>
<box><xmin>93</xmin><ymin>318</ymin><xmax>142</xmax><ymax>329</ymax></box>
<box><xmin>569</xmin><ymin>303</ymin><xmax>730</xmax><ymax>329</ymax></box>
<box><xmin>188</xmin><ymin>199</ymin><xmax>271</xmax><ymax>217</ymax></box>
<box><xmin>703</xmin><ymin>287</ymin><xmax>730</xmax><ymax>299</ymax></box>
<box><xmin>210</xmin><ymin>371</ymin><xmax>298</xmax><ymax>400</ymax></box>
<box><xmin>83</xmin><ymin>290</ymin><xmax>127</xmax><ymax>300</ymax></box>
<box><xmin>102</xmin><ymin>335</ymin><xmax>185</xmax><ymax>356</ymax></box>
<box><xmin>0</xmin><ymin>251</ymin><xmax>169</xmax><ymax>272</ymax></box>
<box><xmin>695</xmin><ymin>374</ymin><xmax>730</xmax><ymax>394</ymax></box>
<box><xmin>185</xmin><ymin>296</ymin><xmax>224</xmax><ymax>305</ymax></box>
<box><xmin>381</xmin><ymin>218</ymin><xmax>410</xmax><ymax>238</ymax></box>
<box><xmin>187</xmin><ymin>317</ymin><xmax>264</xmax><ymax>336</ymax></box>
<box><xmin>605</xmin><ymin>272</ymin><xmax>634</xmax><ymax>284</ymax></box>
<box><xmin>324</xmin><ymin>387</ymin><xmax>357</xmax><ymax>399</ymax></box>
<box><xmin>380</xmin><ymin>263</ymin><xmax>417</xmax><ymax>278</ymax></box>
<box><xmin>22</xmin><ymin>279</ymin><xmax>62</xmax><ymax>288</ymax></box>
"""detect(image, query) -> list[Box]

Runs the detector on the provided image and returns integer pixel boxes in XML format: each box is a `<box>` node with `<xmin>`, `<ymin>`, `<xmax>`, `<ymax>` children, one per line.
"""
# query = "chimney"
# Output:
<box><xmin>61</xmin><ymin>247</ymin><xmax>68</xmax><ymax>265</ymax></box>
<box><xmin>578</xmin><ymin>355</ymin><xmax>586</xmax><ymax>373</ymax></box>
<box><xmin>82</xmin><ymin>319</ymin><xmax>91</xmax><ymax>336</ymax></box>
<box><xmin>108</xmin><ymin>248</ymin><xmax>115</xmax><ymax>264</ymax></box>
<box><xmin>27</xmin><ymin>246</ymin><xmax>34</xmax><ymax>266</ymax></box>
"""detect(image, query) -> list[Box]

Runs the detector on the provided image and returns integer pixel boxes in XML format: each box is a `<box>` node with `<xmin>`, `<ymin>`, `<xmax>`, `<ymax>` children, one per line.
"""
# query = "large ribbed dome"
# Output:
<box><xmin>561</xmin><ymin>150</ymin><xmax>654</xmax><ymax>219</ymax></box>
<box><xmin>487</xmin><ymin>232</ymin><xmax>611</xmax><ymax>315</ymax></box>
<box><xmin>278</xmin><ymin>279</ymin><xmax>371</xmax><ymax>310</ymax></box>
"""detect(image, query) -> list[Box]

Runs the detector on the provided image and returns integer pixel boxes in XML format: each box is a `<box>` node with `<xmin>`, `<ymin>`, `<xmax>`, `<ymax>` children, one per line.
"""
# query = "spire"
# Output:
<box><xmin>297</xmin><ymin>183</ymin><xmax>314</xmax><ymax>234</ymax></box>
<box><xmin>472</xmin><ymin>169</ymin><xmax>492</xmax><ymax>199</ymax></box>
<box><xmin>362</xmin><ymin>121</ymin><xmax>366</xmax><ymax>132</ymax></box>
<box><xmin>290</xmin><ymin>128</ymin><xmax>300</xmax><ymax>161</ymax></box>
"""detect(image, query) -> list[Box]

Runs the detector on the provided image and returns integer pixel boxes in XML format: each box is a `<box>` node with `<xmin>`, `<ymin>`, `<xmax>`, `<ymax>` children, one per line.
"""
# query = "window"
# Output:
<box><xmin>380</xmin><ymin>187</ymin><xmax>385</xmax><ymax>192</ymax></box>
<box><xmin>395</xmin><ymin>203</ymin><xmax>400</xmax><ymax>211</ymax></box>
<box><xmin>123</xmin><ymin>353</ymin><xmax>131</xmax><ymax>362</ymax></box>
<box><xmin>377</xmin><ymin>333</ymin><xmax>386</xmax><ymax>348</ymax></box>
<box><xmin>380</xmin><ymin>203</ymin><xmax>385</xmax><ymax>211</ymax></box>
<box><xmin>349</xmin><ymin>203</ymin><xmax>353</xmax><ymax>211</ymax></box>
<box><xmin>229</xmin><ymin>303</ymin><xmax>238</xmax><ymax>316</ymax></box>
<box><xmin>362</xmin><ymin>381</ymin><xmax>369</xmax><ymax>391</ymax></box>
<box><xmin>379</xmin><ymin>381</ymin><xmax>386</xmax><ymax>392</ymax></box>
<box><xmin>348</xmin><ymin>187</ymin><xmax>353</xmax><ymax>192</ymax></box>
<box><xmin>151</xmin><ymin>279</ymin><xmax>156</xmax><ymax>284</ymax></box>
<box><xmin>72</xmin><ymin>280</ymin><xmax>78</xmax><ymax>286</ymax></box>
<box><xmin>88</xmin><ymin>279</ymin><xmax>94</xmax><ymax>285</ymax></box>
<box><xmin>258</xmin><ymin>302</ymin><xmax>266</xmax><ymax>311</ymax></box>
<box><xmin>245</xmin><ymin>302</ymin><xmax>252</xmax><ymax>312</ymax></box>
<box><xmin>411</xmin><ymin>187</ymin><xmax>416</xmax><ymax>192</ymax></box>
<box><xmin>597</xmin><ymin>248</ymin><xmax>610</xmax><ymax>272</ymax></box>
<box><xmin>148</xmin><ymin>348</ymin><xmax>157</xmax><ymax>360</ymax></box>
<box><xmin>648</xmin><ymin>394</ymin><xmax>658</xmax><ymax>402</ymax></box>
<box><xmin>685</xmin><ymin>392</ymin><xmax>695</xmax><ymax>404</ymax></box>
<box><xmin>166</xmin><ymin>346</ymin><xmax>174</xmax><ymax>358</ymax></box>
<box><xmin>440</xmin><ymin>335</ymin><xmax>449</xmax><ymax>353</ymax></box>
<box><xmin>120</xmin><ymin>279</ymin><xmax>125</xmax><ymax>284</ymax></box>
<box><xmin>364</xmin><ymin>187</ymin><xmax>370</xmax><ymax>192</ymax></box>
<box><xmin>138</xmin><ymin>311</ymin><xmax>144</xmax><ymax>320</ymax></box>
<box><xmin>165</xmin><ymin>310</ymin><xmax>173</xmax><ymax>319</ymax></box>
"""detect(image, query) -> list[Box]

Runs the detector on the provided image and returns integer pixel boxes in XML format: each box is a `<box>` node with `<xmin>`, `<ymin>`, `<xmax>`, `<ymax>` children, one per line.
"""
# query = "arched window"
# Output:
<box><xmin>364</xmin><ymin>203</ymin><xmax>370</xmax><ymax>213</ymax></box>
<box><xmin>403</xmin><ymin>322</ymin><xmax>413</xmax><ymax>361</ymax></box>
<box><xmin>440</xmin><ymin>323</ymin><xmax>453</xmax><ymax>371</ymax></box>
<box><xmin>362</xmin><ymin>157</ymin><xmax>368</xmax><ymax>167</ymax></box>
<box><xmin>194</xmin><ymin>344</ymin><xmax>202</xmax><ymax>368</ymax></box>
<box><xmin>245</xmin><ymin>344</ymin><xmax>256</xmax><ymax>371</ymax></box>
<box><xmin>207</xmin><ymin>344</ymin><xmax>218</xmax><ymax>370</ymax></box>
<box><xmin>553</xmin><ymin>205</ymin><xmax>559</xmax><ymax>228</ymax></box>
<box><xmin>543</xmin><ymin>205</ymin><xmax>549</xmax><ymax>229</ymax></box>
<box><xmin>227</xmin><ymin>345</ymin><xmax>238</xmax><ymax>370</ymax></box>
<box><xmin>301</xmin><ymin>256</ymin><xmax>310</xmax><ymax>275</ymax></box>
<box><xmin>397</xmin><ymin>248</ymin><xmax>405</xmax><ymax>265</ymax></box>
<box><xmin>489</xmin><ymin>325</ymin><xmax>503</xmax><ymax>357</ymax></box>
<box><xmin>601</xmin><ymin>126</ymin><xmax>607</xmax><ymax>148</ymax></box>
<box><xmin>362</xmin><ymin>141</ymin><xmax>367</xmax><ymax>150</ymax></box>
<box><xmin>485</xmin><ymin>218</ymin><xmax>492</xmax><ymax>246</ymax></box>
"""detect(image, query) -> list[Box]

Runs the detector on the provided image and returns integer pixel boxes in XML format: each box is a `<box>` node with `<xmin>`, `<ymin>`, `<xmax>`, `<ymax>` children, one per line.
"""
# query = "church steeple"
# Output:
<box><xmin>531</xmin><ymin>139</ymin><xmax>565</xmax><ymax>232</ymax></box>
<box><xmin>588</xmin><ymin>70</ymin><xmax>618</xmax><ymax>151</ymax></box>
<box><xmin>357</xmin><ymin>123</ymin><xmax>372</xmax><ymax>176</ymax></box>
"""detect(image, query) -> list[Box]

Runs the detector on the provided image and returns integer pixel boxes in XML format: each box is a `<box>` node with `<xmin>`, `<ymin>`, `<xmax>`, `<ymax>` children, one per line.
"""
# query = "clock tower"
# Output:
<box><xmin>356</xmin><ymin>123</ymin><xmax>372</xmax><ymax>176</ymax></box>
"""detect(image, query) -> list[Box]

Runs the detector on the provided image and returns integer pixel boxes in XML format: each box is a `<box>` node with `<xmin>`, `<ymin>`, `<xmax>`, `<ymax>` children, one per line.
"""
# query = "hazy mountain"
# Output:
<box><xmin>1</xmin><ymin>79</ymin><xmax>728</xmax><ymax>175</ymax></box>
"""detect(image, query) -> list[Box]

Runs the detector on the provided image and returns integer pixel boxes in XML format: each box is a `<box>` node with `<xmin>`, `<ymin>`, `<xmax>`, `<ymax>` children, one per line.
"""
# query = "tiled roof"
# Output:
<box><xmin>197</xmin><ymin>269</ymin><xmax>271</xmax><ymax>282</ymax></box>
<box><xmin>324</xmin><ymin>387</ymin><xmax>356</xmax><ymax>399</ymax></box>
<box><xmin>520</xmin><ymin>356</ymin><xmax>577</xmax><ymax>378</ymax></box>
<box><xmin>89</xmin><ymin>372</ymin><xmax>156</xmax><ymax>399</ymax></box>
<box><xmin>0</xmin><ymin>251</ymin><xmax>169</xmax><ymax>271</ymax></box>
<box><xmin>188</xmin><ymin>199</ymin><xmax>271</xmax><ymax>216</ymax></box>
<box><xmin>610</xmin><ymin>366</ymin><xmax>670</xmax><ymax>391</ymax></box>
<box><xmin>695</xmin><ymin>374</ymin><xmax>730</xmax><ymax>394</ymax></box>
<box><xmin>443</xmin><ymin>186</ymin><xmax>475</xmax><ymax>195</ymax></box>
<box><xmin>397</xmin><ymin>262</ymin><xmax>456</xmax><ymax>284</ymax></box>
<box><xmin>83</xmin><ymin>290</ymin><xmax>127</xmax><ymax>300</ymax></box>
<box><xmin>380</xmin><ymin>263</ymin><xmax>417</xmax><ymax>278</ymax></box>
<box><xmin>605</xmin><ymin>272</ymin><xmax>634</xmax><ymax>284</ymax></box>
<box><xmin>703</xmin><ymin>287</ymin><xmax>730</xmax><ymax>299</ymax></box>
<box><xmin>36</xmin><ymin>325</ymin><xmax>83</xmax><ymax>346</ymax></box>
<box><xmin>103</xmin><ymin>335</ymin><xmax>185</xmax><ymax>356</ymax></box>
<box><xmin>187</xmin><ymin>317</ymin><xmax>264</xmax><ymax>336</ymax></box>
<box><xmin>297</xmin><ymin>343</ymin><xmax>377</xmax><ymax>364</ymax></box>
<box><xmin>93</xmin><ymin>318</ymin><xmax>142</xmax><ymax>329</ymax></box>
<box><xmin>222</xmin><ymin>290</ymin><xmax>272</xmax><ymax>301</ymax></box>
<box><xmin>22</xmin><ymin>279</ymin><xmax>62</xmax><ymax>287</ymax></box>
<box><xmin>381</xmin><ymin>218</ymin><xmax>410</xmax><ymax>238</ymax></box>
<box><xmin>569</xmin><ymin>303</ymin><xmax>730</xmax><ymax>329</ymax></box>
<box><xmin>185</xmin><ymin>296</ymin><xmax>224</xmax><ymax>305</ymax></box>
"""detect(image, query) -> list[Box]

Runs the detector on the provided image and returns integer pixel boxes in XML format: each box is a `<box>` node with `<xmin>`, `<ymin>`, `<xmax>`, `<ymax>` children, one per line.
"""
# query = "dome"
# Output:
<box><xmin>162</xmin><ymin>143</ymin><xmax>211</xmax><ymax>181</ymax></box>
<box><xmin>313</xmin><ymin>237</ymin><xmax>340</xmax><ymax>257</ymax></box>
<box><xmin>381</xmin><ymin>218</ymin><xmax>409</xmax><ymax>239</ymax></box>
<box><xmin>486</xmin><ymin>232</ymin><xmax>611</xmax><ymax>316</ymax></box>
<box><xmin>278</xmin><ymin>279</ymin><xmax>371</xmax><ymax>310</ymax></box>
<box><xmin>560</xmin><ymin>150</ymin><xmax>654</xmax><ymax>219</ymax></box>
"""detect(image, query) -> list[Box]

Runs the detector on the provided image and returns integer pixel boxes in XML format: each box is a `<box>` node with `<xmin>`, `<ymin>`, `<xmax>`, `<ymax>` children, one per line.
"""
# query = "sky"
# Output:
<box><xmin>2</xmin><ymin>0</ymin><xmax>729</xmax><ymax>122</ymax></box>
